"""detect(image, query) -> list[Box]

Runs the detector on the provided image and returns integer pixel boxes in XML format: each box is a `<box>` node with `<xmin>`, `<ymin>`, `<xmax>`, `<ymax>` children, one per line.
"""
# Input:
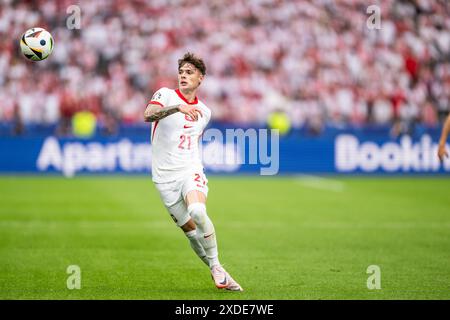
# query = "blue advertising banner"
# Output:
<box><xmin>0</xmin><ymin>131</ymin><xmax>449</xmax><ymax>176</ymax></box>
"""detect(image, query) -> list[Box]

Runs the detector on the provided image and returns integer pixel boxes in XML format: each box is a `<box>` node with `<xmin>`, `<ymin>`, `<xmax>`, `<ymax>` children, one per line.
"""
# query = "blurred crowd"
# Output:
<box><xmin>0</xmin><ymin>0</ymin><xmax>449</xmax><ymax>136</ymax></box>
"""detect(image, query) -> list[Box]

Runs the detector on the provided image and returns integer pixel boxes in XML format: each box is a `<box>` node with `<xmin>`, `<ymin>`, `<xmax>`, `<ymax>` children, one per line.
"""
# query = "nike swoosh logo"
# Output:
<box><xmin>184</xmin><ymin>125</ymin><xmax>193</xmax><ymax>128</ymax></box>
<box><xmin>220</xmin><ymin>276</ymin><xmax>228</xmax><ymax>286</ymax></box>
<box><xmin>204</xmin><ymin>233</ymin><xmax>214</xmax><ymax>239</ymax></box>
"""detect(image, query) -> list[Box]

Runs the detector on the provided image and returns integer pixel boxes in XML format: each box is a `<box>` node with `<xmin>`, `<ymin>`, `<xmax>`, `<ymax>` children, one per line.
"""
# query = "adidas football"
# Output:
<box><xmin>20</xmin><ymin>27</ymin><xmax>54</xmax><ymax>61</ymax></box>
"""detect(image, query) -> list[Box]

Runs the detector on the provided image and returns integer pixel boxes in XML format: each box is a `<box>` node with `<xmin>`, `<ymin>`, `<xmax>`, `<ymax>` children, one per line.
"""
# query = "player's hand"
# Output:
<box><xmin>438</xmin><ymin>144</ymin><xmax>448</xmax><ymax>162</ymax></box>
<box><xmin>178</xmin><ymin>104</ymin><xmax>203</xmax><ymax>121</ymax></box>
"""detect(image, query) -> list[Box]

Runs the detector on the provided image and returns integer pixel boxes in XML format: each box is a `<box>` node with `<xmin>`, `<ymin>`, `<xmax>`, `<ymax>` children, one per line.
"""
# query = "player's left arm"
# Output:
<box><xmin>438</xmin><ymin>113</ymin><xmax>450</xmax><ymax>161</ymax></box>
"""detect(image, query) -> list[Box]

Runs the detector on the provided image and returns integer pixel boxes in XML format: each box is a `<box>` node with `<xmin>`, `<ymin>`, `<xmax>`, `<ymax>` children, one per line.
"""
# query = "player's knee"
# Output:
<box><xmin>187</xmin><ymin>203</ymin><xmax>207</xmax><ymax>225</ymax></box>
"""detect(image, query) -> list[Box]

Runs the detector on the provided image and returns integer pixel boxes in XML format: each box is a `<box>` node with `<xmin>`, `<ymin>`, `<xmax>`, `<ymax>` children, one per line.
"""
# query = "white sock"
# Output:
<box><xmin>188</xmin><ymin>203</ymin><xmax>220</xmax><ymax>268</ymax></box>
<box><xmin>198</xmin><ymin>229</ymin><xmax>220</xmax><ymax>268</ymax></box>
<box><xmin>185</xmin><ymin>230</ymin><xmax>209</xmax><ymax>266</ymax></box>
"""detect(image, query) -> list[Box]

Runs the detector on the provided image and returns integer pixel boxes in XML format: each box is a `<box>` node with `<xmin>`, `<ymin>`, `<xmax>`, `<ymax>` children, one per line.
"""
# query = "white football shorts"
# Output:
<box><xmin>154</xmin><ymin>171</ymin><xmax>209</xmax><ymax>227</ymax></box>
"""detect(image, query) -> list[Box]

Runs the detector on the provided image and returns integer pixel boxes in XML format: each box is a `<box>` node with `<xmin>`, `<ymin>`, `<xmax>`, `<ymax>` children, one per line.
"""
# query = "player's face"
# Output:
<box><xmin>178</xmin><ymin>63</ymin><xmax>203</xmax><ymax>91</ymax></box>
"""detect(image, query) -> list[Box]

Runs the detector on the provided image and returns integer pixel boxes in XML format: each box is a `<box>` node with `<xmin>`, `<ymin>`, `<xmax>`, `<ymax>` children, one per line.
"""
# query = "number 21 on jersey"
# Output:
<box><xmin>178</xmin><ymin>134</ymin><xmax>191</xmax><ymax>150</ymax></box>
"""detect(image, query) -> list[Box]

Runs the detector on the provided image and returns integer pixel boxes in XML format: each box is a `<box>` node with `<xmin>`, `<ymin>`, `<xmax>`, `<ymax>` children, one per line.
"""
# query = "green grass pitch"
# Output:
<box><xmin>0</xmin><ymin>176</ymin><xmax>449</xmax><ymax>300</ymax></box>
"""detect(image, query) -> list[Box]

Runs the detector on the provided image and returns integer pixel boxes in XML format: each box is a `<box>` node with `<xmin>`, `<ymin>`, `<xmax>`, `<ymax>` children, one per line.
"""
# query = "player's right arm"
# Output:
<box><xmin>144</xmin><ymin>103</ymin><xmax>180</xmax><ymax>122</ymax></box>
<box><xmin>438</xmin><ymin>113</ymin><xmax>450</xmax><ymax>162</ymax></box>
<box><xmin>144</xmin><ymin>103</ymin><xmax>203</xmax><ymax>122</ymax></box>
<box><xmin>144</xmin><ymin>88</ymin><xmax>203</xmax><ymax>122</ymax></box>
<box><xmin>144</xmin><ymin>87</ymin><xmax>178</xmax><ymax>122</ymax></box>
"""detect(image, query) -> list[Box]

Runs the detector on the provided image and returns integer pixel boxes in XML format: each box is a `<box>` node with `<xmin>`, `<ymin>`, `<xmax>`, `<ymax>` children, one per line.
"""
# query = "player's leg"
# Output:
<box><xmin>182</xmin><ymin>172</ymin><xmax>243</xmax><ymax>291</ymax></box>
<box><xmin>184</xmin><ymin>190</ymin><xmax>220</xmax><ymax>268</ymax></box>
<box><xmin>185</xmin><ymin>190</ymin><xmax>228</xmax><ymax>289</ymax></box>
<box><xmin>165</xmin><ymin>200</ymin><xmax>210</xmax><ymax>266</ymax></box>
<box><xmin>180</xmin><ymin>218</ymin><xmax>209</xmax><ymax>266</ymax></box>
<box><xmin>185</xmin><ymin>190</ymin><xmax>243</xmax><ymax>291</ymax></box>
<box><xmin>154</xmin><ymin>181</ymin><xmax>208</xmax><ymax>266</ymax></box>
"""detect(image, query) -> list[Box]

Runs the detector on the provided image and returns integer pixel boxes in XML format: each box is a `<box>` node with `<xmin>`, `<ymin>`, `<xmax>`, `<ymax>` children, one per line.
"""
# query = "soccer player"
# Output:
<box><xmin>143</xmin><ymin>53</ymin><xmax>243</xmax><ymax>291</ymax></box>
<box><xmin>438</xmin><ymin>113</ymin><xmax>450</xmax><ymax>162</ymax></box>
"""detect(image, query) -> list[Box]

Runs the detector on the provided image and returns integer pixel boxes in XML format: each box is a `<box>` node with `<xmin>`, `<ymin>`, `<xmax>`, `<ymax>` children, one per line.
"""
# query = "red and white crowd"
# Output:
<box><xmin>0</xmin><ymin>0</ymin><xmax>448</xmax><ymax>132</ymax></box>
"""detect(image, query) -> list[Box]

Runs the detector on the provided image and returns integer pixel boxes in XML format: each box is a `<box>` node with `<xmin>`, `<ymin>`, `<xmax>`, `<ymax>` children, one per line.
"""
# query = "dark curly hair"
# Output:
<box><xmin>178</xmin><ymin>52</ymin><xmax>206</xmax><ymax>75</ymax></box>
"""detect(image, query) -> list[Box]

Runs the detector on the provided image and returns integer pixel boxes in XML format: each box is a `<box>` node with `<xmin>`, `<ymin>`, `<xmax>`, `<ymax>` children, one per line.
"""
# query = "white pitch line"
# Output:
<box><xmin>294</xmin><ymin>174</ymin><xmax>345</xmax><ymax>192</ymax></box>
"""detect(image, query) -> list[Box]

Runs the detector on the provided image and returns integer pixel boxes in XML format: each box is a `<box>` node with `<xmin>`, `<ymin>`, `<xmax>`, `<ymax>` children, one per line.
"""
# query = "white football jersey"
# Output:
<box><xmin>149</xmin><ymin>87</ymin><xmax>211</xmax><ymax>183</ymax></box>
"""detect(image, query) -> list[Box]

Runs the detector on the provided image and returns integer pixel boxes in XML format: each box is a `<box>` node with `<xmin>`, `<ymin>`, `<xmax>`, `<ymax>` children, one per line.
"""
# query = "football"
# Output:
<box><xmin>20</xmin><ymin>27</ymin><xmax>54</xmax><ymax>61</ymax></box>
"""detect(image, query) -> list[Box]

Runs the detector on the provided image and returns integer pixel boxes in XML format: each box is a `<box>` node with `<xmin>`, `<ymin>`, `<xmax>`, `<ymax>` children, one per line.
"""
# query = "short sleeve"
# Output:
<box><xmin>202</xmin><ymin>108</ymin><xmax>212</xmax><ymax>129</ymax></box>
<box><xmin>148</xmin><ymin>87</ymin><xmax>170</xmax><ymax>107</ymax></box>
